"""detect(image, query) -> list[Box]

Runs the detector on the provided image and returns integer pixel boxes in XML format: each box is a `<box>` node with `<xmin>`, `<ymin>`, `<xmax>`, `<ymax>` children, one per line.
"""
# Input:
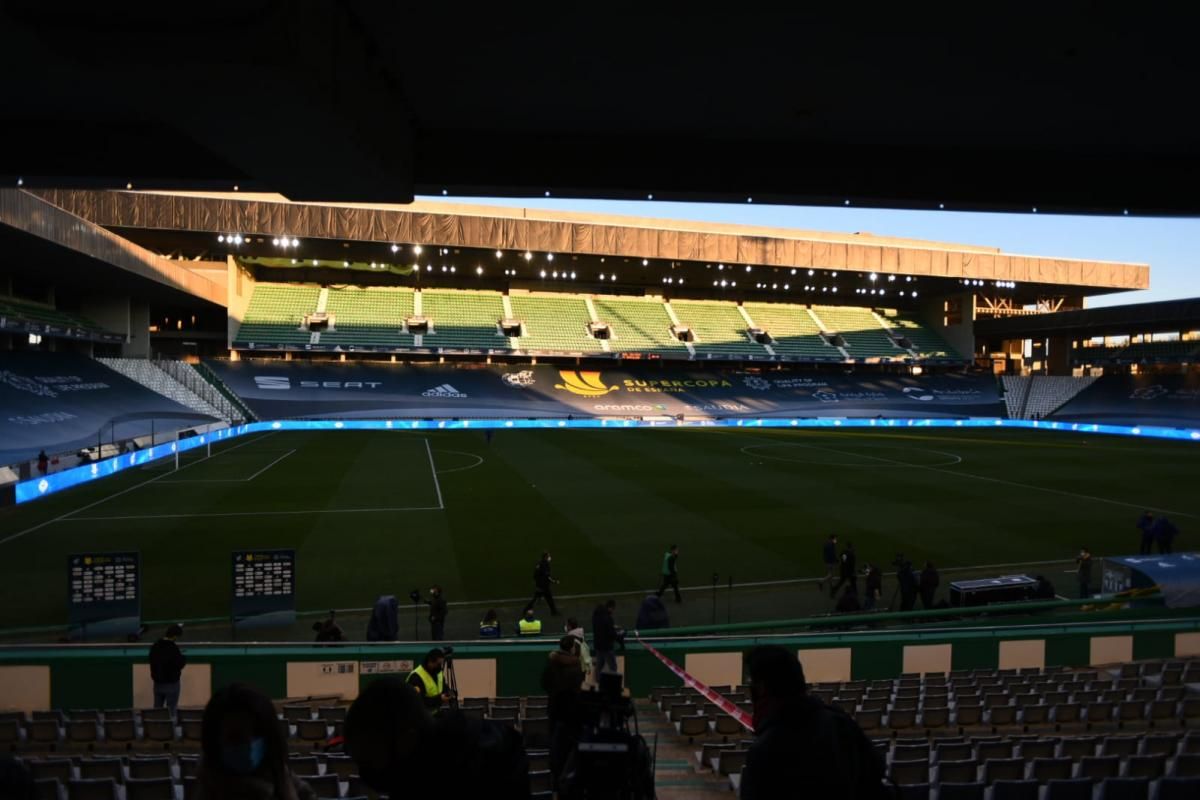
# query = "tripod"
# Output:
<box><xmin>442</xmin><ymin>653</ymin><xmax>460</xmax><ymax>711</ymax></box>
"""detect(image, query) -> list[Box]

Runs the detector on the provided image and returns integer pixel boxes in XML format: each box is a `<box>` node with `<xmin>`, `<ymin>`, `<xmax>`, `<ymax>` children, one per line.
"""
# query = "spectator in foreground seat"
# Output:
<box><xmin>564</xmin><ymin>617</ymin><xmax>593</xmax><ymax>682</ymax></box>
<box><xmin>196</xmin><ymin>683</ymin><xmax>316</xmax><ymax>800</ymax></box>
<box><xmin>542</xmin><ymin>635</ymin><xmax>584</xmax><ymax>786</ymax></box>
<box><xmin>345</xmin><ymin>675</ymin><xmax>531</xmax><ymax>799</ymax></box>
<box><xmin>740</xmin><ymin>645</ymin><xmax>887</xmax><ymax>800</ymax></box>
<box><xmin>149</xmin><ymin>623</ymin><xmax>186</xmax><ymax>710</ymax></box>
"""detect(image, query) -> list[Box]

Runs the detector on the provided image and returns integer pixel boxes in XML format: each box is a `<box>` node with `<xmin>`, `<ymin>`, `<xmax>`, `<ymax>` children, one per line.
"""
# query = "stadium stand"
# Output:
<box><xmin>1050</xmin><ymin>374</ymin><xmax>1200</xmax><ymax>427</ymax></box>
<box><xmin>319</xmin><ymin>286</ymin><xmax>415</xmax><ymax>349</ymax></box>
<box><xmin>813</xmin><ymin>305</ymin><xmax>903</xmax><ymax>358</ymax></box>
<box><xmin>509</xmin><ymin>293</ymin><xmax>605</xmax><ymax>353</ymax></box>
<box><xmin>741</xmin><ymin>302</ymin><xmax>836</xmax><ymax>358</ymax></box>
<box><xmin>97</xmin><ymin>359</ymin><xmax>227</xmax><ymax>421</ymax></box>
<box><xmin>592</xmin><ymin>296</ymin><xmax>687</xmax><ymax>354</ymax></box>
<box><xmin>421</xmin><ymin>290</ymin><xmax>511</xmax><ymax>350</ymax></box>
<box><xmin>1022</xmin><ymin>376</ymin><xmax>1099</xmax><ymax>419</ymax></box>
<box><xmin>1001</xmin><ymin>376</ymin><xmax>1032</xmax><ymax>420</ymax></box>
<box><xmin>0</xmin><ymin>297</ymin><xmax>114</xmax><ymax>339</ymax></box>
<box><xmin>233</xmin><ymin>284</ymin><xmax>321</xmax><ymax>346</ymax></box>
<box><xmin>1075</xmin><ymin>340</ymin><xmax>1200</xmax><ymax>364</ymax></box>
<box><xmin>880</xmin><ymin>310</ymin><xmax>962</xmax><ymax>359</ymax></box>
<box><xmin>669</xmin><ymin>300</ymin><xmax>769</xmax><ymax>358</ymax></box>
<box><xmin>0</xmin><ymin>352</ymin><xmax>213</xmax><ymax>466</ymax></box>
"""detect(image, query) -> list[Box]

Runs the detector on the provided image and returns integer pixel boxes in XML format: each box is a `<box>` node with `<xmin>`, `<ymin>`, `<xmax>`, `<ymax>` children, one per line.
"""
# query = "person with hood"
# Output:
<box><xmin>541</xmin><ymin>635</ymin><xmax>585</xmax><ymax>787</ymax></box>
<box><xmin>195</xmin><ymin>683</ymin><xmax>317</xmax><ymax>800</ymax></box>
<box><xmin>564</xmin><ymin>617</ymin><xmax>593</xmax><ymax>680</ymax></box>
<box><xmin>345</xmin><ymin>676</ymin><xmax>530</xmax><ymax>799</ymax></box>
<box><xmin>365</xmin><ymin>595</ymin><xmax>399</xmax><ymax>642</ymax></box>
<box><xmin>739</xmin><ymin>646</ymin><xmax>886</xmax><ymax>799</ymax></box>
<box><xmin>591</xmin><ymin>600</ymin><xmax>622</xmax><ymax>679</ymax></box>
<box><xmin>636</xmin><ymin>594</ymin><xmax>670</xmax><ymax>630</ymax></box>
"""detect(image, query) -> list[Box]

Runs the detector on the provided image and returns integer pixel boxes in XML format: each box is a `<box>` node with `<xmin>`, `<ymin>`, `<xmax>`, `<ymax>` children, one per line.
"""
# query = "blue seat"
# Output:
<box><xmin>1099</xmin><ymin>777</ymin><xmax>1149</xmax><ymax>800</ymax></box>
<box><xmin>1156</xmin><ymin>778</ymin><xmax>1200</xmax><ymax>800</ymax></box>
<box><xmin>991</xmin><ymin>780</ymin><xmax>1039</xmax><ymax>800</ymax></box>
<box><xmin>1045</xmin><ymin>779</ymin><xmax>1096</xmax><ymax>800</ymax></box>
<box><xmin>936</xmin><ymin>783</ymin><xmax>985</xmax><ymax>800</ymax></box>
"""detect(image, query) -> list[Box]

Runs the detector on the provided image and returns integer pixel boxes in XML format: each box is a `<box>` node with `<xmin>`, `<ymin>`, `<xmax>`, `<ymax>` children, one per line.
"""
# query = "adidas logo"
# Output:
<box><xmin>421</xmin><ymin>384</ymin><xmax>468</xmax><ymax>398</ymax></box>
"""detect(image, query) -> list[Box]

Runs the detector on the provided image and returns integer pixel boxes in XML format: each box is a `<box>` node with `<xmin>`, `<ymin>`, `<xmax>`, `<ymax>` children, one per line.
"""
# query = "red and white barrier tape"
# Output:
<box><xmin>637</xmin><ymin>637</ymin><xmax>755</xmax><ymax>732</ymax></box>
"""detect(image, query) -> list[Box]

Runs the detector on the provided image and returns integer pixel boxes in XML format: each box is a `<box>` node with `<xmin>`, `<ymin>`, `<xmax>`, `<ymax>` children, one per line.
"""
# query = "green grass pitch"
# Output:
<box><xmin>0</xmin><ymin>427</ymin><xmax>1196</xmax><ymax>637</ymax></box>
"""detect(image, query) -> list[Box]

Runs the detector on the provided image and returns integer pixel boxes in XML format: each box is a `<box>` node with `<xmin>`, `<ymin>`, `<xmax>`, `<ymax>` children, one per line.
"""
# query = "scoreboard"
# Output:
<box><xmin>232</xmin><ymin>549</ymin><xmax>296</xmax><ymax>630</ymax></box>
<box><xmin>67</xmin><ymin>552</ymin><xmax>141</xmax><ymax>639</ymax></box>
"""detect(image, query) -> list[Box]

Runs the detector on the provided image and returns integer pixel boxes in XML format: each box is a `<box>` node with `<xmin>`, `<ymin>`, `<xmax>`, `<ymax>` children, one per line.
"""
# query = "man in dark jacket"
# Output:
<box><xmin>529</xmin><ymin>552</ymin><xmax>560</xmax><ymax>616</ymax></box>
<box><xmin>1152</xmin><ymin>516</ymin><xmax>1179</xmax><ymax>555</ymax></box>
<box><xmin>149</xmin><ymin>623</ymin><xmax>186</xmax><ymax>709</ymax></box>
<box><xmin>346</xmin><ymin>675</ymin><xmax>531</xmax><ymax>799</ymax></box>
<box><xmin>818</xmin><ymin>534</ymin><xmax>838</xmax><ymax>591</ymax></box>
<box><xmin>541</xmin><ymin>636</ymin><xmax>584</xmax><ymax>787</ymax></box>
<box><xmin>1076</xmin><ymin>547</ymin><xmax>1094</xmax><ymax>598</ymax></box>
<box><xmin>1137</xmin><ymin>511</ymin><xmax>1156</xmax><ymax>555</ymax></box>
<box><xmin>863</xmin><ymin>564</ymin><xmax>883</xmax><ymax>611</ymax></box>
<box><xmin>426</xmin><ymin>585</ymin><xmax>448</xmax><ymax>641</ymax></box>
<box><xmin>656</xmin><ymin>545</ymin><xmax>681</xmax><ymax>603</ymax></box>
<box><xmin>919</xmin><ymin>561</ymin><xmax>940</xmax><ymax>609</ymax></box>
<box><xmin>591</xmin><ymin>599</ymin><xmax>621</xmax><ymax>678</ymax></box>
<box><xmin>829</xmin><ymin>542</ymin><xmax>857</xmax><ymax>599</ymax></box>
<box><xmin>897</xmin><ymin>560</ymin><xmax>919</xmax><ymax>611</ymax></box>
<box><xmin>740</xmin><ymin>645</ymin><xmax>886</xmax><ymax>800</ymax></box>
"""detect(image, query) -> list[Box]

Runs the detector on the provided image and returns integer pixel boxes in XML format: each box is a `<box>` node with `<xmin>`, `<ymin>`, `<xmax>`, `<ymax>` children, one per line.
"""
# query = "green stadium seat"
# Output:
<box><xmin>510</xmin><ymin>294</ymin><xmax>605</xmax><ymax>353</ymax></box>
<box><xmin>423</xmin><ymin>290</ymin><xmax>510</xmax><ymax>350</ymax></box>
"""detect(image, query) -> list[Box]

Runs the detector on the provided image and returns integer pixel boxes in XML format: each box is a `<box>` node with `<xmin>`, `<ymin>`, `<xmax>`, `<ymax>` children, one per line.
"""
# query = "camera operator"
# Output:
<box><xmin>421</xmin><ymin>585</ymin><xmax>448</xmax><ymax>641</ymax></box>
<box><xmin>408</xmin><ymin>648</ymin><xmax>452</xmax><ymax>715</ymax></box>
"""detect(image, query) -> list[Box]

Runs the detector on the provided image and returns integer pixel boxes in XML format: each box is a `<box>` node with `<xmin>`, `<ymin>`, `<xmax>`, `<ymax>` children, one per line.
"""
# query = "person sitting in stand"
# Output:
<box><xmin>479</xmin><ymin>609</ymin><xmax>502</xmax><ymax>638</ymax></box>
<box><xmin>517</xmin><ymin>606</ymin><xmax>542</xmax><ymax>636</ymax></box>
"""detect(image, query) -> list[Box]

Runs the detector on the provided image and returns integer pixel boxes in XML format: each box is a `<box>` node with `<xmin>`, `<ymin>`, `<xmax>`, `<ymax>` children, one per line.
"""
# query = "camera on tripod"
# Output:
<box><xmin>558</xmin><ymin>673</ymin><xmax>655</xmax><ymax>799</ymax></box>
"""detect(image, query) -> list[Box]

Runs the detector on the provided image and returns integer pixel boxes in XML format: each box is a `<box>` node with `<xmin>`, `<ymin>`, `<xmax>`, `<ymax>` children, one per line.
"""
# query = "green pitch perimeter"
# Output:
<box><xmin>0</xmin><ymin>427</ymin><xmax>1196</xmax><ymax>635</ymax></box>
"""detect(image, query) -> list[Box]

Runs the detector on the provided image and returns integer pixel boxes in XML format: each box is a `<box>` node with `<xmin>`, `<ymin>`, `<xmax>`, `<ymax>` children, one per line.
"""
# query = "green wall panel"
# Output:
<box><xmin>1132</xmin><ymin>631</ymin><xmax>1176</xmax><ymax>661</ymax></box>
<box><xmin>1044</xmin><ymin>635</ymin><xmax>1090</xmax><ymax>668</ymax></box>
<box><xmin>952</xmin><ymin>638</ymin><xmax>999</xmax><ymax>672</ymax></box>
<box><xmin>849</xmin><ymin>642</ymin><xmax>902</xmax><ymax>680</ymax></box>
<box><xmin>53</xmin><ymin>660</ymin><xmax>130</xmax><ymax>710</ymax></box>
<box><xmin>210</xmin><ymin>657</ymin><xmax>285</xmax><ymax>697</ymax></box>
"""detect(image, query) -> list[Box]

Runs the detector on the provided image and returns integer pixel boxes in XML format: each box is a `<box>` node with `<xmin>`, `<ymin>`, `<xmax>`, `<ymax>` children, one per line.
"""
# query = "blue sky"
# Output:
<box><xmin>445</xmin><ymin>197</ymin><xmax>1198</xmax><ymax>308</ymax></box>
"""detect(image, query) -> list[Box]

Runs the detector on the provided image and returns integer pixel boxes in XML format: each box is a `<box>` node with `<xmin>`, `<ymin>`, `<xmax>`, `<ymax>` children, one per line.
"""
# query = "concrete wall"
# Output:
<box><xmin>226</xmin><ymin>256</ymin><xmax>255</xmax><ymax>349</ymax></box>
<box><xmin>921</xmin><ymin>291</ymin><xmax>977</xmax><ymax>359</ymax></box>
<box><xmin>125</xmin><ymin>300</ymin><xmax>151</xmax><ymax>358</ymax></box>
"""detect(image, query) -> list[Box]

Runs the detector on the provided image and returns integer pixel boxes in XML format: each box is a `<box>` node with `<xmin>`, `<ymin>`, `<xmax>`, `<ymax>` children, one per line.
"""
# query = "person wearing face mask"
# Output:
<box><xmin>345</xmin><ymin>675</ymin><xmax>530</xmax><ymax>799</ymax></box>
<box><xmin>739</xmin><ymin>646</ymin><xmax>888</xmax><ymax>800</ymax></box>
<box><xmin>407</xmin><ymin>648</ymin><xmax>451</xmax><ymax>714</ymax></box>
<box><xmin>195</xmin><ymin>683</ymin><xmax>316</xmax><ymax>800</ymax></box>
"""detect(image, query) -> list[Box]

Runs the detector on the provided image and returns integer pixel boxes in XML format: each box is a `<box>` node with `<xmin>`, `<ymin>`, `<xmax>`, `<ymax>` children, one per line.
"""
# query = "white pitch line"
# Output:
<box><xmin>434</xmin><ymin>450</ymin><xmax>485</xmax><ymax>474</ymax></box>
<box><xmin>740</xmin><ymin>442</ymin><xmax>963</xmax><ymax>468</ymax></box>
<box><xmin>425</xmin><ymin>438</ymin><xmax>445</xmax><ymax>509</ymax></box>
<box><xmin>731</xmin><ymin>429</ymin><xmax>1200</xmax><ymax>520</ymax></box>
<box><xmin>244</xmin><ymin>449</ymin><xmax>296</xmax><ymax>482</ymax></box>
<box><xmin>62</xmin><ymin>505</ymin><xmax>444</xmax><ymax>522</ymax></box>
<box><xmin>0</xmin><ymin>432</ymin><xmax>277</xmax><ymax>547</ymax></box>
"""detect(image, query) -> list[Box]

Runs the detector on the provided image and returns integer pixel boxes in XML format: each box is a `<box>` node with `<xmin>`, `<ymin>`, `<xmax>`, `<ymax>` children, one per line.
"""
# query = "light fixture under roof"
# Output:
<box><xmin>525</xmin><ymin>252</ymin><xmax>533</xmax><ymax>261</ymax></box>
<box><xmin>390</xmin><ymin>244</ymin><xmax>399</xmax><ymax>253</ymax></box>
<box><xmin>413</xmin><ymin>245</ymin><xmax>423</xmax><ymax>255</ymax></box>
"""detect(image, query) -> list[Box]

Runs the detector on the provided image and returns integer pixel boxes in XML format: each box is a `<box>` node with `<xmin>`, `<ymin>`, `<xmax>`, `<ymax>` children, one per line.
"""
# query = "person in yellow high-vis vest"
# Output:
<box><xmin>517</xmin><ymin>606</ymin><xmax>542</xmax><ymax>636</ymax></box>
<box><xmin>407</xmin><ymin>648</ymin><xmax>448</xmax><ymax>713</ymax></box>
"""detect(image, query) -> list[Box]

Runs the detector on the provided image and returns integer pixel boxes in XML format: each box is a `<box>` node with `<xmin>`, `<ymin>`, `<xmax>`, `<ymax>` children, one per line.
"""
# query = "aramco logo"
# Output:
<box><xmin>555</xmin><ymin>370</ymin><xmax>618</xmax><ymax>397</ymax></box>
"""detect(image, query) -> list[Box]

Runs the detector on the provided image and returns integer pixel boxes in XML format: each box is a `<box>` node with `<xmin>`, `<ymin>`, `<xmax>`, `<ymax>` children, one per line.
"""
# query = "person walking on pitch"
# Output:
<box><xmin>656</xmin><ymin>544</ymin><xmax>682</xmax><ymax>603</ymax></box>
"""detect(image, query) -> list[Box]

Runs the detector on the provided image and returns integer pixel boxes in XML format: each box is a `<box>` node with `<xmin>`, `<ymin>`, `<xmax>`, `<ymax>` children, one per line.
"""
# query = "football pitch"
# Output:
<box><xmin>1</xmin><ymin>426</ymin><xmax>1197</xmax><ymax>639</ymax></box>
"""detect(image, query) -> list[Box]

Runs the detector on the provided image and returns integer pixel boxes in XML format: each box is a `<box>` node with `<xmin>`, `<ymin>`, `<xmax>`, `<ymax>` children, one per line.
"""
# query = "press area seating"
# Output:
<box><xmin>4</xmin><ymin>696</ymin><xmax>558</xmax><ymax>800</ymax></box>
<box><xmin>647</xmin><ymin>658</ymin><xmax>1200</xmax><ymax>797</ymax></box>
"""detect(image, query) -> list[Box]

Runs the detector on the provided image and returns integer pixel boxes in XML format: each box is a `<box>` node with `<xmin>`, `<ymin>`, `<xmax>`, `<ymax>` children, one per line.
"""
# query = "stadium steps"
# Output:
<box><xmin>1001</xmin><ymin>376</ymin><xmax>1032</xmax><ymax>419</ymax></box>
<box><xmin>510</xmin><ymin>293</ymin><xmax>606</xmax><ymax>353</ymax></box>
<box><xmin>156</xmin><ymin>359</ymin><xmax>247</xmax><ymax>423</ymax></box>
<box><xmin>813</xmin><ymin>304</ymin><xmax>903</xmax><ymax>358</ymax></box>
<box><xmin>422</xmin><ymin>290</ymin><xmax>510</xmax><ymax>350</ymax></box>
<box><xmin>1026</xmin><ymin>375</ymin><xmax>1099</xmax><ymax>419</ymax></box>
<box><xmin>320</xmin><ymin>286</ymin><xmax>414</xmax><ymax>349</ymax></box>
<box><xmin>593</xmin><ymin>297</ymin><xmax>687</xmax><ymax>354</ymax></box>
<box><xmin>192</xmin><ymin>361</ymin><xmax>257</xmax><ymax>421</ymax></box>
<box><xmin>670</xmin><ymin>299</ymin><xmax>771</xmax><ymax>358</ymax></box>
<box><xmin>634</xmin><ymin>699</ymin><xmax>738</xmax><ymax>798</ymax></box>
<box><xmin>879</xmin><ymin>309</ymin><xmax>962</xmax><ymax>359</ymax></box>
<box><xmin>96</xmin><ymin>358</ymin><xmax>228</xmax><ymax>421</ymax></box>
<box><xmin>743</xmin><ymin>302</ymin><xmax>836</xmax><ymax>358</ymax></box>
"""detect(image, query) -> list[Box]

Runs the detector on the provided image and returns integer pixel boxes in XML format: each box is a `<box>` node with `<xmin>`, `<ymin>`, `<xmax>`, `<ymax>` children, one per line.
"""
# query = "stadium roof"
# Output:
<box><xmin>31</xmin><ymin>190</ymin><xmax>1149</xmax><ymax>305</ymax></box>
<box><xmin>976</xmin><ymin>298</ymin><xmax>1200</xmax><ymax>340</ymax></box>
<box><xmin>2</xmin><ymin>6</ymin><xmax>1198</xmax><ymax>215</ymax></box>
